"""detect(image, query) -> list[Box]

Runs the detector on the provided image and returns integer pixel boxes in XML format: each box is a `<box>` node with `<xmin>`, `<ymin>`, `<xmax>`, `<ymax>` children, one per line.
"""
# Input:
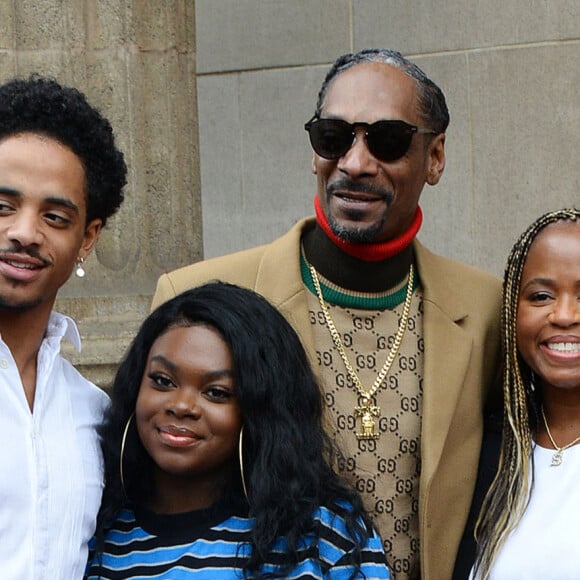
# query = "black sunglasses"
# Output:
<box><xmin>304</xmin><ymin>116</ymin><xmax>438</xmax><ymax>162</ymax></box>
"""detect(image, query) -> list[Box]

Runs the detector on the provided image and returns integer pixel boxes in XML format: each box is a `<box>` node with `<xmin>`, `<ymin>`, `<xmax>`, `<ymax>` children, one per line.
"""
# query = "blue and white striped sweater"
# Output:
<box><xmin>86</xmin><ymin>503</ymin><xmax>390</xmax><ymax>579</ymax></box>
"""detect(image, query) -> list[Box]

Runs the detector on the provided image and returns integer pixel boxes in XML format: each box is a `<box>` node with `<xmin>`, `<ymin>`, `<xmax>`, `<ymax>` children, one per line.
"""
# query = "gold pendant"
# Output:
<box><xmin>355</xmin><ymin>401</ymin><xmax>381</xmax><ymax>440</ymax></box>
<box><xmin>550</xmin><ymin>450</ymin><xmax>563</xmax><ymax>467</ymax></box>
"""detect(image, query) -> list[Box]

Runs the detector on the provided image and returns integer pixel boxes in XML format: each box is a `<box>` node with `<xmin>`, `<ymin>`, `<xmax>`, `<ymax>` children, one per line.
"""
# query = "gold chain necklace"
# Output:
<box><xmin>309</xmin><ymin>263</ymin><xmax>414</xmax><ymax>441</ymax></box>
<box><xmin>541</xmin><ymin>406</ymin><xmax>580</xmax><ymax>467</ymax></box>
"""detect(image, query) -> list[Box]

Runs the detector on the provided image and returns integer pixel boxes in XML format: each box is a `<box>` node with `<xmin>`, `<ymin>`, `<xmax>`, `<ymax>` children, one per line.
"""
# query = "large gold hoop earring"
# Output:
<box><xmin>120</xmin><ymin>412</ymin><xmax>135</xmax><ymax>498</ymax></box>
<box><xmin>238</xmin><ymin>425</ymin><xmax>248</xmax><ymax>501</ymax></box>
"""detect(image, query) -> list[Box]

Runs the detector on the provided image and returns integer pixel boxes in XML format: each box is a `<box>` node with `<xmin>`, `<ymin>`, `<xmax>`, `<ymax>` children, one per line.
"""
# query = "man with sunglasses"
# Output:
<box><xmin>152</xmin><ymin>48</ymin><xmax>502</xmax><ymax>580</ymax></box>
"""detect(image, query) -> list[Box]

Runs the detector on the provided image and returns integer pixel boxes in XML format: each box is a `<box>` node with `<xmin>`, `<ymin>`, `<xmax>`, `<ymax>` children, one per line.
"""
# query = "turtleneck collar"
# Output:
<box><xmin>314</xmin><ymin>196</ymin><xmax>422</xmax><ymax>262</ymax></box>
<box><xmin>303</xmin><ymin>226</ymin><xmax>415</xmax><ymax>293</ymax></box>
<box><xmin>302</xmin><ymin>198</ymin><xmax>420</xmax><ymax>292</ymax></box>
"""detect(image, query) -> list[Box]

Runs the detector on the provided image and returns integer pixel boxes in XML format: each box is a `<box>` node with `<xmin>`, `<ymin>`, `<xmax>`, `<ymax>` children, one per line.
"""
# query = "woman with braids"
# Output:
<box><xmin>453</xmin><ymin>208</ymin><xmax>580</xmax><ymax>579</ymax></box>
<box><xmin>85</xmin><ymin>282</ymin><xmax>390</xmax><ymax>579</ymax></box>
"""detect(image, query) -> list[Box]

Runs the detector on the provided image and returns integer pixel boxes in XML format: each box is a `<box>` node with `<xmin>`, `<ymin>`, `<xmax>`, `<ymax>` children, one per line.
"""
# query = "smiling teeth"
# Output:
<box><xmin>547</xmin><ymin>343</ymin><xmax>580</xmax><ymax>352</ymax></box>
<box><xmin>5</xmin><ymin>260</ymin><xmax>37</xmax><ymax>270</ymax></box>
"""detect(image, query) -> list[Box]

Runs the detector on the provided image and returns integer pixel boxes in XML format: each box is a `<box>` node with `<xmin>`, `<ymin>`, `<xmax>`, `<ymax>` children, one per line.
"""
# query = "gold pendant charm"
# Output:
<box><xmin>550</xmin><ymin>450</ymin><xmax>563</xmax><ymax>467</ymax></box>
<box><xmin>355</xmin><ymin>401</ymin><xmax>381</xmax><ymax>440</ymax></box>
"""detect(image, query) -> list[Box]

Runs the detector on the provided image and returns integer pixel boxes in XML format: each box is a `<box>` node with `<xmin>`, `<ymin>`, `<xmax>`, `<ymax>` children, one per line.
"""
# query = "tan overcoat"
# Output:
<box><xmin>152</xmin><ymin>217</ymin><xmax>502</xmax><ymax>580</ymax></box>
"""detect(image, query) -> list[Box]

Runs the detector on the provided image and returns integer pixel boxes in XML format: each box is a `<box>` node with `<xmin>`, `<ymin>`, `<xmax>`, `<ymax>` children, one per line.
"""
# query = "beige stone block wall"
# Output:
<box><xmin>194</xmin><ymin>0</ymin><xmax>579</xmax><ymax>276</ymax></box>
<box><xmin>0</xmin><ymin>0</ymin><xmax>201</xmax><ymax>387</ymax></box>
<box><xmin>5</xmin><ymin>1</ymin><xmax>577</xmax><ymax>385</ymax></box>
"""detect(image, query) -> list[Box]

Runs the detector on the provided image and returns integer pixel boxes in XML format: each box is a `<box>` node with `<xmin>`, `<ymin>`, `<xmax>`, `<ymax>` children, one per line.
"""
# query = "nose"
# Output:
<box><xmin>548</xmin><ymin>295</ymin><xmax>580</xmax><ymax>327</ymax></box>
<box><xmin>336</xmin><ymin>128</ymin><xmax>379</xmax><ymax>179</ymax></box>
<box><xmin>6</xmin><ymin>210</ymin><xmax>43</xmax><ymax>248</ymax></box>
<box><xmin>165</xmin><ymin>388</ymin><xmax>201</xmax><ymax>419</ymax></box>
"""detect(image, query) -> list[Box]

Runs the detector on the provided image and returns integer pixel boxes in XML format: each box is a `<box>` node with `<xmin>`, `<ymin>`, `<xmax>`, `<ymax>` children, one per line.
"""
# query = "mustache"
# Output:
<box><xmin>327</xmin><ymin>178</ymin><xmax>393</xmax><ymax>201</ymax></box>
<box><xmin>0</xmin><ymin>244</ymin><xmax>52</xmax><ymax>266</ymax></box>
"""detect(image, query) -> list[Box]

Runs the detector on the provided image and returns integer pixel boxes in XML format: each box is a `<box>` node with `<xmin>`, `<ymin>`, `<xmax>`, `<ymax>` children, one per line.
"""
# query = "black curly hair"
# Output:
<box><xmin>0</xmin><ymin>74</ymin><xmax>126</xmax><ymax>226</ymax></box>
<box><xmin>95</xmin><ymin>282</ymin><xmax>376</xmax><ymax>579</ymax></box>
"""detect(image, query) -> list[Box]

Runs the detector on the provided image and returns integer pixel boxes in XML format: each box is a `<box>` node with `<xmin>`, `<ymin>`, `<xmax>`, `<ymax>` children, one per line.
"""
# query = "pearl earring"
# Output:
<box><xmin>75</xmin><ymin>257</ymin><xmax>86</xmax><ymax>278</ymax></box>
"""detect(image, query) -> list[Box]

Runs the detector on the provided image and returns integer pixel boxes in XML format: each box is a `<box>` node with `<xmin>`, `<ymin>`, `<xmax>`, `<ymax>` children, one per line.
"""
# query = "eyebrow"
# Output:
<box><xmin>45</xmin><ymin>196</ymin><xmax>81</xmax><ymax>214</ymax></box>
<box><xmin>0</xmin><ymin>186</ymin><xmax>19</xmax><ymax>196</ymax></box>
<box><xmin>319</xmin><ymin>114</ymin><xmax>406</xmax><ymax>123</ymax></box>
<box><xmin>523</xmin><ymin>277</ymin><xmax>554</xmax><ymax>285</ymax></box>
<box><xmin>0</xmin><ymin>187</ymin><xmax>81</xmax><ymax>215</ymax></box>
<box><xmin>149</xmin><ymin>354</ymin><xmax>234</xmax><ymax>380</ymax></box>
<box><xmin>520</xmin><ymin>277</ymin><xmax>555</xmax><ymax>290</ymax></box>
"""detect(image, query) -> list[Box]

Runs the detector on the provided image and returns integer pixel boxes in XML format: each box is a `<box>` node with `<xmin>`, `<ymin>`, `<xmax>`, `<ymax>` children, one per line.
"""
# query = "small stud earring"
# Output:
<box><xmin>75</xmin><ymin>257</ymin><xmax>86</xmax><ymax>278</ymax></box>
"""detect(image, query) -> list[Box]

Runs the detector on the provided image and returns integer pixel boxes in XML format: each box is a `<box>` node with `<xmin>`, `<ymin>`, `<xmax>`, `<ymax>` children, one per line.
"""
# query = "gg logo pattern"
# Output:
<box><xmin>309</xmin><ymin>289</ymin><xmax>424</xmax><ymax>580</ymax></box>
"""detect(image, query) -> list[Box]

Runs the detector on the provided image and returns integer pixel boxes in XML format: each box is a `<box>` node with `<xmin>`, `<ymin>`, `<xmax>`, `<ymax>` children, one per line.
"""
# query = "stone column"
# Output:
<box><xmin>0</xmin><ymin>0</ymin><xmax>202</xmax><ymax>387</ymax></box>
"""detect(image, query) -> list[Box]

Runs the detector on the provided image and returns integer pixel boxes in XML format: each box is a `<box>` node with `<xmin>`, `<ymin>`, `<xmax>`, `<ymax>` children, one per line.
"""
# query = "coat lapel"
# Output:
<box><xmin>414</xmin><ymin>241</ymin><xmax>473</xmax><ymax>486</ymax></box>
<box><xmin>251</xmin><ymin>218</ymin><xmax>317</xmax><ymax>360</ymax></box>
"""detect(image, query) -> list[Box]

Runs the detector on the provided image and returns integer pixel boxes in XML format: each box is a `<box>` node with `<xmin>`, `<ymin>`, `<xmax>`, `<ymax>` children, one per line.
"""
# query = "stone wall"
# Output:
<box><xmin>3</xmin><ymin>1</ymin><xmax>578</xmax><ymax>385</ymax></box>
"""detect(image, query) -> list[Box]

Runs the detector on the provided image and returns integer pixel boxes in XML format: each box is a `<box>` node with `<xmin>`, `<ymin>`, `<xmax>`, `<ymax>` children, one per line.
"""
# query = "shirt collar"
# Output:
<box><xmin>46</xmin><ymin>311</ymin><xmax>82</xmax><ymax>352</ymax></box>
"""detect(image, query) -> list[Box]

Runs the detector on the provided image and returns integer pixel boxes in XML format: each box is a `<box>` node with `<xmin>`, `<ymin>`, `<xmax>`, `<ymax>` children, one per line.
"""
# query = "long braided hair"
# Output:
<box><xmin>473</xmin><ymin>207</ymin><xmax>580</xmax><ymax>579</ymax></box>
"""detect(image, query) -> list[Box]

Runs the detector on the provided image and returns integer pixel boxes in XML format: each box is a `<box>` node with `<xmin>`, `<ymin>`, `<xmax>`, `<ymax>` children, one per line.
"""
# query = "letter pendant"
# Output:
<box><xmin>550</xmin><ymin>450</ymin><xmax>563</xmax><ymax>467</ymax></box>
<box><xmin>354</xmin><ymin>401</ymin><xmax>381</xmax><ymax>440</ymax></box>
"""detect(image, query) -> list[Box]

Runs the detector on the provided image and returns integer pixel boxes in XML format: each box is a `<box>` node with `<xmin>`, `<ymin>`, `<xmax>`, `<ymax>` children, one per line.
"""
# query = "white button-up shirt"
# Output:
<box><xmin>0</xmin><ymin>312</ymin><xmax>109</xmax><ymax>580</ymax></box>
